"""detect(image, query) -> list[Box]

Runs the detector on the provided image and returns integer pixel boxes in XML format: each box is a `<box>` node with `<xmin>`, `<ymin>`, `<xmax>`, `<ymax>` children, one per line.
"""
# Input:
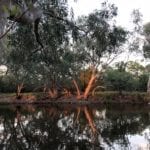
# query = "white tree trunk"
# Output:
<box><xmin>147</xmin><ymin>75</ymin><xmax>150</xmax><ymax>93</ymax></box>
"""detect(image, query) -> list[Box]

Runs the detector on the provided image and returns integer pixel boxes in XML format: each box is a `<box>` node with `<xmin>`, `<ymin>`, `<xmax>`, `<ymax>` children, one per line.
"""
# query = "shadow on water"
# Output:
<box><xmin>0</xmin><ymin>104</ymin><xmax>149</xmax><ymax>150</ymax></box>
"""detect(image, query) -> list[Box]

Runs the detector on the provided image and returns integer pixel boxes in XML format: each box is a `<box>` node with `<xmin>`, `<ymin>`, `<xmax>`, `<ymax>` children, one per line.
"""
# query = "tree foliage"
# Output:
<box><xmin>104</xmin><ymin>69</ymin><xmax>136</xmax><ymax>93</ymax></box>
<box><xmin>2</xmin><ymin>1</ymin><xmax>149</xmax><ymax>97</ymax></box>
<box><xmin>75</xmin><ymin>3</ymin><xmax>127</xmax><ymax>68</ymax></box>
<box><xmin>143</xmin><ymin>22</ymin><xmax>150</xmax><ymax>58</ymax></box>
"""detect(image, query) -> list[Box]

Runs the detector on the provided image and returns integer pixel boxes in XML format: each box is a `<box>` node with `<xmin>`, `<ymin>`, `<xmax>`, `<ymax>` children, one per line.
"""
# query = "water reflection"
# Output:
<box><xmin>0</xmin><ymin>104</ymin><xmax>149</xmax><ymax>150</ymax></box>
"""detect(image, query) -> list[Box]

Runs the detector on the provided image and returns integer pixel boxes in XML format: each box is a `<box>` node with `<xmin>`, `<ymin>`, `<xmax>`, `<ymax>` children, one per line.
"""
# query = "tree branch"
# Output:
<box><xmin>34</xmin><ymin>18</ymin><xmax>44</xmax><ymax>48</ymax></box>
<box><xmin>44</xmin><ymin>11</ymin><xmax>86</xmax><ymax>33</ymax></box>
<box><xmin>0</xmin><ymin>22</ymin><xmax>16</xmax><ymax>39</ymax></box>
<box><xmin>0</xmin><ymin>9</ymin><xmax>29</xmax><ymax>39</ymax></box>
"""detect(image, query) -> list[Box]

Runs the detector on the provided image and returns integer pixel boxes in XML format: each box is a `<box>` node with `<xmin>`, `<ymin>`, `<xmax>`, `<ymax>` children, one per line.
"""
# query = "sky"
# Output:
<box><xmin>69</xmin><ymin>0</ymin><xmax>150</xmax><ymax>28</ymax></box>
<box><xmin>69</xmin><ymin>0</ymin><xmax>150</xmax><ymax>65</ymax></box>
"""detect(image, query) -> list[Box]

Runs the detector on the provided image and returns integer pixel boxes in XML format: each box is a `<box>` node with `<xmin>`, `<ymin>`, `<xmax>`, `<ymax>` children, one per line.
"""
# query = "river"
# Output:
<box><xmin>0</xmin><ymin>104</ymin><xmax>149</xmax><ymax>150</ymax></box>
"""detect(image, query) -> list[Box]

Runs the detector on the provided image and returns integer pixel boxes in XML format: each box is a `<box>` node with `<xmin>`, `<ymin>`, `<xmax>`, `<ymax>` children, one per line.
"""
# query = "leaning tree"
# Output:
<box><xmin>72</xmin><ymin>2</ymin><xmax>127</xmax><ymax>99</ymax></box>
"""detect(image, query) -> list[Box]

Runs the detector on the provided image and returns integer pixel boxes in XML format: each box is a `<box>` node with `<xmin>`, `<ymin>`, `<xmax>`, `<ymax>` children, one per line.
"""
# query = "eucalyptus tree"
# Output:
<box><xmin>0</xmin><ymin>0</ymin><xmax>78</xmax><ymax>46</ymax></box>
<box><xmin>7</xmin><ymin>24</ymin><xmax>40</xmax><ymax>96</ymax></box>
<box><xmin>6</xmin><ymin>0</ymin><xmax>80</xmax><ymax>97</ymax></box>
<box><xmin>72</xmin><ymin>2</ymin><xmax>127</xmax><ymax>99</ymax></box>
<box><xmin>1</xmin><ymin>1</ymin><xmax>129</xmax><ymax>99</ymax></box>
<box><xmin>104</xmin><ymin>68</ymin><xmax>136</xmax><ymax>93</ymax></box>
<box><xmin>0</xmin><ymin>0</ymin><xmax>50</xmax><ymax>91</ymax></box>
<box><xmin>0</xmin><ymin>0</ymin><xmax>44</xmax><ymax>62</ymax></box>
<box><xmin>0</xmin><ymin>0</ymin><xmax>42</xmax><ymax>31</ymax></box>
<box><xmin>143</xmin><ymin>23</ymin><xmax>150</xmax><ymax>93</ymax></box>
<box><xmin>126</xmin><ymin>61</ymin><xmax>145</xmax><ymax>77</ymax></box>
<box><xmin>143</xmin><ymin>23</ymin><xmax>150</xmax><ymax>58</ymax></box>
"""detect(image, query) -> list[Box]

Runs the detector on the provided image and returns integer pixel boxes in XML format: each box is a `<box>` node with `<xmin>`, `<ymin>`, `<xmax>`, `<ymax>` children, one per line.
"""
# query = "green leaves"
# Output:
<box><xmin>2</xmin><ymin>4</ymin><xmax>20</xmax><ymax>16</ymax></box>
<box><xmin>2</xmin><ymin>5</ymin><xmax>9</xmax><ymax>14</ymax></box>
<box><xmin>5</xmin><ymin>0</ymin><xmax>129</xmax><ymax>92</ymax></box>
<box><xmin>10</xmin><ymin>5</ymin><xmax>21</xmax><ymax>17</ymax></box>
<box><xmin>75</xmin><ymin>2</ymin><xmax>127</xmax><ymax>66</ymax></box>
<box><xmin>104</xmin><ymin>69</ymin><xmax>136</xmax><ymax>92</ymax></box>
<box><xmin>143</xmin><ymin>23</ymin><xmax>150</xmax><ymax>58</ymax></box>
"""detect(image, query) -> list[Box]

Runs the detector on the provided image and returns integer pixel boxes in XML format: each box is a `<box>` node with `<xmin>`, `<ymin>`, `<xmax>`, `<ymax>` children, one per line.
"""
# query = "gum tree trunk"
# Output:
<box><xmin>48</xmin><ymin>88</ymin><xmax>58</xmax><ymax>98</ymax></box>
<box><xmin>147</xmin><ymin>75</ymin><xmax>150</xmax><ymax>93</ymax></box>
<box><xmin>73</xmin><ymin>79</ymin><xmax>81</xmax><ymax>99</ymax></box>
<box><xmin>16</xmin><ymin>83</ymin><xmax>24</xmax><ymax>99</ymax></box>
<box><xmin>83</xmin><ymin>70</ymin><xmax>97</xmax><ymax>99</ymax></box>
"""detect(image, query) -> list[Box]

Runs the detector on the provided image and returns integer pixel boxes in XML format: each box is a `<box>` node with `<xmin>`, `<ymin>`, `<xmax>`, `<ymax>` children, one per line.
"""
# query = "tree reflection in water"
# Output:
<box><xmin>0</xmin><ymin>104</ymin><xmax>149</xmax><ymax>150</ymax></box>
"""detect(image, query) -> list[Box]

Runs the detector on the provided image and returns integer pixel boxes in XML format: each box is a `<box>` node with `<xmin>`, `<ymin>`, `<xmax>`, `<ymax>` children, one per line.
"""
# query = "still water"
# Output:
<box><xmin>0</xmin><ymin>104</ymin><xmax>149</xmax><ymax>150</ymax></box>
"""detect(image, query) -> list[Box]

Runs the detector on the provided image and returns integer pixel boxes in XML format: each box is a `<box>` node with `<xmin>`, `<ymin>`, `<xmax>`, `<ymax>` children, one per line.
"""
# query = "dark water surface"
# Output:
<box><xmin>0</xmin><ymin>104</ymin><xmax>149</xmax><ymax>150</ymax></box>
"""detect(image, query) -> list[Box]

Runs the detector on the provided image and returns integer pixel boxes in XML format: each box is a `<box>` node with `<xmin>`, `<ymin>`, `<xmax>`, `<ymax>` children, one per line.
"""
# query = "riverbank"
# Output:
<box><xmin>94</xmin><ymin>91</ymin><xmax>150</xmax><ymax>104</ymax></box>
<box><xmin>0</xmin><ymin>91</ymin><xmax>150</xmax><ymax>105</ymax></box>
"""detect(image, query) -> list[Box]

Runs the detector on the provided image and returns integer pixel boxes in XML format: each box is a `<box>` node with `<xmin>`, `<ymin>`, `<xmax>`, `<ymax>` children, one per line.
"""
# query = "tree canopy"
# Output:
<box><xmin>0</xmin><ymin>0</ymin><xmax>149</xmax><ymax>98</ymax></box>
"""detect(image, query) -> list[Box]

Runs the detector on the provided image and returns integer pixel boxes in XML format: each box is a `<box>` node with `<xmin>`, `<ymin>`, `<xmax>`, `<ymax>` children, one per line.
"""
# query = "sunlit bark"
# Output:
<box><xmin>48</xmin><ymin>88</ymin><xmax>58</xmax><ymax>99</ymax></box>
<box><xmin>83</xmin><ymin>71</ymin><xmax>97</xmax><ymax>99</ymax></box>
